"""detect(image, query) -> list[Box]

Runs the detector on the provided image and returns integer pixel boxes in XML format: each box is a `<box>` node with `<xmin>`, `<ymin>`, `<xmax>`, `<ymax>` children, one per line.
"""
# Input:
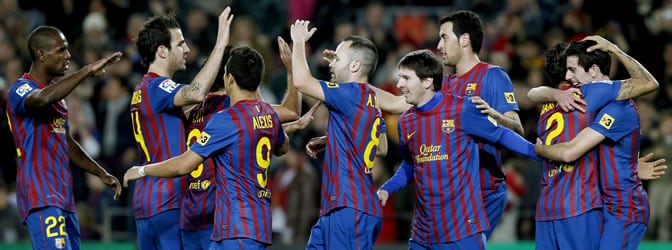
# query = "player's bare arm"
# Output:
<box><xmin>25</xmin><ymin>52</ymin><xmax>122</xmax><ymax>108</ymax></box>
<box><xmin>377</xmin><ymin>132</ymin><xmax>388</xmax><ymax>156</ymax></box>
<box><xmin>276</xmin><ymin>36</ymin><xmax>301</xmax><ymax>121</ymax></box>
<box><xmin>275</xmin><ymin>132</ymin><xmax>290</xmax><ymax>156</ymax></box>
<box><xmin>583</xmin><ymin>35</ymin><xmax>659</xmax><ymax>100</ymax></box>
<box><xmin>174</xmin><ymin>7</ymin><xmax>234</xmax><ymax>107</ymax></box>
<box><xmin>471</xmin><ymin>96</ymin><xmax>524</xmax><ymax>135</ymax></box>
<box><xmin>66</xmin><ymin>131</ymin><xmax>122</xmax><ymax>199</ymax></box>
<box><xmin>527</xmin><ymin>86</ymin><xmax>586</xmax><ymax>112</ymax></box>
<box><xmin>305</xmin><ymin>135</ymin><xmax>327</xmax><ymax>159</ymax></box>
<box><xmin>534</xmin><ymin>128</ymin><xmax>605</xmax><ymax>162</ymax></box>
<box><xmin>290</xmin><ymin>20</ymin><xmax>324</xmax><ymax>101</ymax></box>
<box><xmin>370</xmin><ymin>85</ymin><xmax>411</xmax><ymax>114</ymax></box>
<box><xmin>282</xmin><ymin>101</ymin><xmax>321</xmax><ymax>133</ymax></box>
<box><xmin>123</xmin><ymin>149</ymin><xmax>205</xmax><ymax>187</ymax></box>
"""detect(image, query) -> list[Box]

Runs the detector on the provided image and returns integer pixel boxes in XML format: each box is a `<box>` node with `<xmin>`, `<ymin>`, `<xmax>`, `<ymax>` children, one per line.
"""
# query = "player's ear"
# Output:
<box><xmin>350</xmin><ymin>59</ymin><xmax>360</xmax><ymax>73</ymax></box>
<box><xmin>422</xmin><ymin>77</ymin><xmax>433</xmax><ymax>89</ymax></box>
<box><xmin>157</xmin><ymin>45</ymin><xmax>168</xmax><ymax>59</ymax></box>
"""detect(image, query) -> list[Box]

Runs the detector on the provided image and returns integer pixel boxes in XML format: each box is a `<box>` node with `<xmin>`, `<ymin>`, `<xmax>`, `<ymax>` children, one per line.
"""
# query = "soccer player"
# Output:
<box><xmin>534</xmin><ymin>36</ymin><xmax>655</xmax><ymax>250</ymax></box>
<box><xmin>290</xmin><ymin>20</ymin><xmax>386</xmax><ymax>249</ymax></box>
<box><xmin>130</xmin><ymin>8</ymin><xmax>233</xmax><ymax>249</ymax></box>
<box><xmin>376</xmin><ymin>49</ymin><xmax>538</xmax><ymax>249</ymax></box>
<box><xmin>124</xmin><ymin>46</ymin><xmax>289</xmax><ymax>249</ymax></box>
<box><xmin>369</xmin><ymin>10</ymin><xmax>523</xmax><ymax>238</ymax></box>
<box><xmin>6</xmin><ymin>26</ymin><xmax>122</xmax><ymax>250</ymax></box>
<box><xmin>178</xmin><ymin>38</ymin><xmax>314</xmax><ymax>250</ymax></box>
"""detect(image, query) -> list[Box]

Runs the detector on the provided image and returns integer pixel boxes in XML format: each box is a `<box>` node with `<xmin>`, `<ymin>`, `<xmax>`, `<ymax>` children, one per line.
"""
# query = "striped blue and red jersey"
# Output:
<box><xmin>6</xmin><ymin>73</ymin><xmax>75</xmax><ymax>221</ymax></box>
<box><xmin>181</xmin><ymin>94</ymin><xmax>230</xmax><ymax>231</ymax></box>
<box><xmin>130</xmin><ymin>72</ymin><xmax>187</xmax><ymax>219</ymax></box>
<box><xmin>384</xmin><ymin>92</ymin><xmax>513</xmax><ymax>243</ymax></box>
<box><xmin>190</xmin><ymin>99</ymin><xmax>285</xmax><ymax>244</ymax></box>
<box><xmin>441</xmin><ymin>62</ymin><xmax>518</xmax><ymax>194</ymax></box>
<box><xmin>535</xmin><ymin>82</ymin><xmax>621</xmax><ymax>221</ymax></box>
<box><xmin>318</xmin><ymin>80</ymin><xmax>383</xmax><ymax>217</ymax></box>
<box><xmin>591</xmin><ymin>100</ymin><xmax>650</xmax><ymax>224</ymax></box>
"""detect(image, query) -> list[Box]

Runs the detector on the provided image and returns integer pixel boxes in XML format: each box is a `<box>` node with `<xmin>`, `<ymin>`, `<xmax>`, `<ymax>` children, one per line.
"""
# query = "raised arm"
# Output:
<box><xmin>275</xmin><ymin>36</ymin><xmax>301</xmax><ymax>121</ymax></box>
<box><xmin>290</xmin><ymin>20</ymin><xmax>323</xmax><ymax>101</ymax></box>
<box><xmin>583</xmin><ymin>35</ymin><xmax>659</xmax><ymax>100</ymax></box>
<box><xmin>26</xmin><ymin>52</ymin><xmax>121</xmax><ymax>108</ymax></box>
<box><xmin>174</xmin><ymin>7</ymin><xmax>234</xmax><ymax>107</ymax></box>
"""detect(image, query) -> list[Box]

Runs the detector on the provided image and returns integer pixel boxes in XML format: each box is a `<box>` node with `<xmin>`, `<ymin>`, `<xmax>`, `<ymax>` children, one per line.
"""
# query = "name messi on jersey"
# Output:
<box><xmin>253</xmin><ymin>115</ymin><xmax>274</xmax><ymax>129</ymax></box>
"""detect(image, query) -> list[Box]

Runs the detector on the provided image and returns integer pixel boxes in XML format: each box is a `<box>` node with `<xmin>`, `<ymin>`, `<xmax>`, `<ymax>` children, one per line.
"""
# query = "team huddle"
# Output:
<box><xmin>5</xmin><ymin>5</ymin><xmax>665</xmax><ymax>250</ymax></box>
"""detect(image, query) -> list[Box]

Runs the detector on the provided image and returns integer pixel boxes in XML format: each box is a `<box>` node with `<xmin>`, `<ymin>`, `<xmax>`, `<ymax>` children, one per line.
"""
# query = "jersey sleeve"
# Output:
<box><xmin>589</xmin><ymin>101</ymin><xmax>637</xmax><ymax>142</ymax></box>
<box><xmin>190</xmin><ymin>112</ymin><xmax>238</xmax><ymax>158</ymax></box>
<box><xmin>147</xmin><ymin>78</ymin><xmax>186</xmax><ymax>112</ymax></box>
<box><xmin>461</xmin><ymin>98</ymin><xmax>505</xmax><ymax>143</ymax></box>
<box><xmin>319</xmin><ymin>80</ymin><xmax>358</xmax><ymax>116</ymax></box>
<box><xmin>8</xmin><ymin>81</ymin><xmax>39</xmax><ymax>114</ymax></box>
<box><xmin>582</xmin><ymin>81</ymin><xmax>622</xmax><ymax>112</ymax></box>
<box><xmin>482</xmin><ymin>67</ymin><xmax>519</xmax><ymax>114</ymax></box>
<box><xmin>273</xmin><ymin>111</ymin><xmax>286</xmax><ymax>147</ymax></box>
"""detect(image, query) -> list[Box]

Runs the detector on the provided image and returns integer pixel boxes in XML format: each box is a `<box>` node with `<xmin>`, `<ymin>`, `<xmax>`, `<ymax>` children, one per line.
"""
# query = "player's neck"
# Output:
<box><xmin>147</xmin><ymin>62</ymin><xmax>174</xmax><ymax>78</ymax></box>
<box><xmin>455</xmin><ymin>54</ymin><xmax>480</xmax><ymax>76</ymax></box>
<box><xmin>229</xmin><ymin>89</ymin><xmax>257</xmax><ymax>105</ymax></box>
<box><xmin>28</xmin><ymin>65</ymin><xmax>53</xmax><ymax>85</ymax></box>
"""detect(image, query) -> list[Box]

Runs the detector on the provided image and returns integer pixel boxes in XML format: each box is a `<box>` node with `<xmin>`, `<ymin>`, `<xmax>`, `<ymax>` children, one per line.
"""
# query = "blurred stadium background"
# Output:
<box><xmin>1</xmin><ymin>0</ymin><xmax>672</xmax><ymax>248</ymax></box>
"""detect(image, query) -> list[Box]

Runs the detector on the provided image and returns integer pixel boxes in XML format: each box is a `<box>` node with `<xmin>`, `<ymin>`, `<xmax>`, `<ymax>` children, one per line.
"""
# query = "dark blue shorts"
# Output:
<box><xmin>135</xmin><ymin>209</ymin><xmax>181</xmax><ymax>250</ymax></box>
<box><xmin>26</xmin><ymin>206</ymin><xmax>80</xmax><ymax>250</ymax></box>
<box><xmin>536</xmin><ymin>209</ymin><xmax>602</xmax><ymax>250</ymax></box>
<box><xmin>306</xmin><ymin>207</ymin><xmax>382</xmax><ymax>250</ymax></box>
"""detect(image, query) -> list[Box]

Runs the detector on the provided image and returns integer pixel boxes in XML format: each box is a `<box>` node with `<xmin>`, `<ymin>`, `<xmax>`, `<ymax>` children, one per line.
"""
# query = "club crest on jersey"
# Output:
<box><xmin>325</xmin><ymin>81</ymin><xmax>339</xmax><ymax>88</ymax></box>
<box><xmin>15</xmin><ymin>83</ymin><xmax>33</xmax><ymax>97</ymax></box>
<box><xmin>197</xmin><ymin>131</ymin><xmax>211</xmax><ymax>146</ymax></box>
<box><xmin>158</xmin><ymin>79</ymin><xmax>178</xmax><ymax>93</ymax></box>
<box><xmin>504</xmin><ymin>92</ymin><xmax>516</xmax><ymax>104</ymax></box>
<box><xmin>55</xmin><ymin>237</ymin><xmax>66</xmax><ymax>249</ymax></box>
<box><xmin>465</xmin><ymin>83</ymin><xmax>477</xmax><ymax>96</ymax></box>
<box><xmin>441</xmin><ymin>119</ymin><xmax>455</xmax><ymax>134</ymax></box>
<box><xmin>599</xmin><ymin>113</ymin><xmax>615</xmax><ymax>129</ymax></box>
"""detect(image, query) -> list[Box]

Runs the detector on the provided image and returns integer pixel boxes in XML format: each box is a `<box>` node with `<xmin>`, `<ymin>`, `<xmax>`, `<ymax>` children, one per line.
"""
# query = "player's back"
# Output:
<box><xmin>209</xmin><ymin>99</ymin><xmax>283</xmax><ymax>244</ymax></box>
<box><xmin>397</xmin><ymin>93</ymin><xmax>489</xmax><ymax>243</ymax></box>
<box><xmin>130</xmin><ymin>73</ymin><xmax>187</xmax><ymax>219</ymax></box>
<box><xmin>535</xmin><ymin>83</ymin><xmax>621</xmax><ymax>221</ymax></box>
<box><xmin>6</xmin><ymin>74</ymin><xmax>75</xmax><ymax>221</ymax></box>
<box><xmin>181</xmin><ymin>94</ymin><xmax>230</xmax><ymax>230</ymax></box>
<box><xmin>319</xmin><ymin>81</ymin><xmax>383</xmax><ymax>217</ymax></box>
<box><xmin>594</xmin><ymin>100</ymin><xmax>649</xmax><ymax>223</ymax></box>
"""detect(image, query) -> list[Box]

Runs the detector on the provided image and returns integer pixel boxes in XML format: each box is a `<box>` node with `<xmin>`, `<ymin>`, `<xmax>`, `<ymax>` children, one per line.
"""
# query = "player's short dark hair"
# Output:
<box><xmin>398</xmin><ymin>50</ymin><xmax>443</xmax><ymax>91</ymax></box>
<box><xmin>343</xmin><ymin>35</ymin><xmax>378</xmax><ymax>77</ymax></box>
<box><xmin>27</xmin><ymin>26</ymin><xmax>64</xmax><ymax>61</ymax></box>
<box><xmin>226</xmin><ymin>47</ymin><xmax>264</xmax><ymax>92</ymax></box>
<box><xmin>543</xmin><ymin>42</ymin><xmax>568</xmax><ymax>87</ymax></box>
<box><xmin>564</xmin><ymin>40</ymin><xmax>611</xmax><ymax>75</ymax></box>
<box><xmin>439</xmin><ymin>10</ymin><xmax>484</xmax><ymax>54</ymax></box>
<box><xmin>136</xmin><ymin>14</ymin><xmax>181</xmax><ymax>66</ymax></box>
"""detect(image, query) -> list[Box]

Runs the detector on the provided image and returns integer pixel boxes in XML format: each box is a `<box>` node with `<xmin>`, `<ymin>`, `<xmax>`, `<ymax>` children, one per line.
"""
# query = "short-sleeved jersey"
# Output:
<box><xmin>318</xmin><ymin>80</ymin><xmax>383</xmax><ymax>217</ymax></box>
<box><xmin>535</xmin><ymin>81</ymin><xmax>621</xmax><ymax>221</ymax></box>
<box><xmin>591</xmin><ymin>100</ymin><xmax>650</xmax><ymax>224</ymax></box>
<box><xmin>6</xmin><ymin>73</ymin><xmax>75</xmax><ymax>221</ymax></box>
<box><xmin>397</xmin><ymin>93</ymin><xmax>509</xmax><ymax>243</ymax></box>
<box><xmin>181</xmin><ymin>94</ymin><xmax>230</xmax><ymax>230</ymax></box>
<box><xmin>441</xmin><ymin>62</ymin><xmax>519</xmax><ymax>193</ymax></box>
<box><xmin>190</xmin><ymin>99</ymin><xmax>285</xmax><ymax>244</ymax></box>
<box><xmin>130</xmin><ymin>72</ymin><xmax>187</xmax><ymax>219</ymax></box>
